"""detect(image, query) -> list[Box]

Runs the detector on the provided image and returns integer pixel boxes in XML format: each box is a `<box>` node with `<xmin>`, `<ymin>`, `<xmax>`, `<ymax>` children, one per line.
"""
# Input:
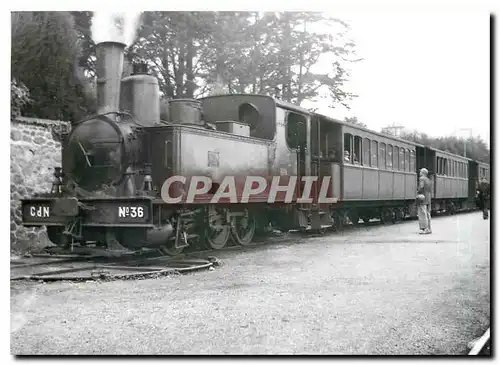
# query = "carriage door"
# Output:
<box><xmin>285</xmin><ymin>111</ymin><xmax>310</xmax><ymax>197</ymax></box>
<box><xmin>310</xmin><ymin>116</ymin><xmax>323</xmax><ymax>201</ymax></box>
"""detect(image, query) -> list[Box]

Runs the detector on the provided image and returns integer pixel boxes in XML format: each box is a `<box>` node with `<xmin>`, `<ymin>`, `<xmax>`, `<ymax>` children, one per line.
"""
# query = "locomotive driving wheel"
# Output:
<box><xmin>231</xmin><ymin>208</ymin><xmax>257</xmax><ymax>246</ymax></box>
<box><xmin>204</xmin><ymin>207</ymin><xmax>231</xmax><ymax>250</ymax></box>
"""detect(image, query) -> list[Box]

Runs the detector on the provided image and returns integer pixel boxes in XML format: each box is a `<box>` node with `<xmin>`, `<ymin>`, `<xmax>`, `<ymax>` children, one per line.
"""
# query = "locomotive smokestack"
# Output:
<box><xmin>95</xmin><ymin>41</ymin><xmax>126</xmax><ymax>114</ymax></box>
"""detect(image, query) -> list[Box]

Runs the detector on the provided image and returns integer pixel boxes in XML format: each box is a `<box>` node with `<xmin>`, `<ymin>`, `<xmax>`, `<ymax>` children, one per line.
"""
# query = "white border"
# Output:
<box><xmin>3</xmin><ymin>1</ymin><xmax>497</xmax><ymax>363</ymax></box>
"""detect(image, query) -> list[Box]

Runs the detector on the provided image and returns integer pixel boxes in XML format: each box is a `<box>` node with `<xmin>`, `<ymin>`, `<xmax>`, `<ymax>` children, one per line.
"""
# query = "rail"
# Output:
<box><xmin>10</xmin><ymin>253</ymin><xmax>218</xmax><ymax>282</ymax></box>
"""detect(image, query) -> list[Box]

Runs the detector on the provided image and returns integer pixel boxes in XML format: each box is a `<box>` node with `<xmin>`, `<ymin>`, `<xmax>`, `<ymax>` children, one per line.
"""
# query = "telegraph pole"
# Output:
<box><xmin>458</xmin><ymin>128</ymin><xmax>473</xmax><ymax>157</ymax></box>
<box><xmin>382</xmin><ymin>122</ymin><xmax>405</xmax><ymax>137</ymax></box>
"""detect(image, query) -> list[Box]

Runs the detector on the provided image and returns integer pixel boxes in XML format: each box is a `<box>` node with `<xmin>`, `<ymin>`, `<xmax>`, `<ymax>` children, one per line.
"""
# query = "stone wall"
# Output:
<box><xmin>10</xmin><ymin>117</ymin><xmax>70</xmax><ymax>253</ymax></box>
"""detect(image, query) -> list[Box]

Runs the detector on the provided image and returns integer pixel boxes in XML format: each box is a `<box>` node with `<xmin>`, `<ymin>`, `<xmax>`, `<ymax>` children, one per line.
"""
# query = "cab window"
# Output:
<box><xmin>286</xmin><ymin>112</ymin><xmax>307</xmax><ymax>150</ymax></box>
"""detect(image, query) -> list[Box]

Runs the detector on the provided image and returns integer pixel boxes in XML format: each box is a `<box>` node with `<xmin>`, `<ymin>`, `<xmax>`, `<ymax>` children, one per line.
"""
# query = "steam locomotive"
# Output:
<box><xmin>20</xmin><ymin>40</ymin><xmax>490</xmax><ymax>255</ymax></box>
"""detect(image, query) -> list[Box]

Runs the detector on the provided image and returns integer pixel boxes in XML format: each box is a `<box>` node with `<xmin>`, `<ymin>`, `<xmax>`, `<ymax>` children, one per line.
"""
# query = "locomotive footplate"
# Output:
<box><xmin>21</xmin><ymin>197</ymin><xmax>154</xmax><ymax>228</ymax></box>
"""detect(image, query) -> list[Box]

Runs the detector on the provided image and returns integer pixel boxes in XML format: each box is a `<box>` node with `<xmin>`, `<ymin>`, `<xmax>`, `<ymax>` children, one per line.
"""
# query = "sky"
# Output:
<box><xmin>302</xmin><ymin>12</ymin><xmax>491</xmax><ymax>144</ymax></box>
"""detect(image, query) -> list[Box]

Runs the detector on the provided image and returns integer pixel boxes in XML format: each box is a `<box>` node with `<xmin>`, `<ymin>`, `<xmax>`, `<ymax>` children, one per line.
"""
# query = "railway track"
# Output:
<box><xmin>11</xmin><ymin>210</ymin><xmax>475</xmax><ymax>282</ymax></box>
<box><xmin>10</xmin><ymin>251</ymin><xmax>219</xmax><ymax>282</ymax></box>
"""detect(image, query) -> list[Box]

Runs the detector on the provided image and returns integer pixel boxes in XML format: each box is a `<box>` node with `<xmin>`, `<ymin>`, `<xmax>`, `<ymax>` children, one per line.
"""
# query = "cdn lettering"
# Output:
<box><xmin>30</xmin><ymin>206</ymin><xmax>50</xmax><ymax>218</ymax></box>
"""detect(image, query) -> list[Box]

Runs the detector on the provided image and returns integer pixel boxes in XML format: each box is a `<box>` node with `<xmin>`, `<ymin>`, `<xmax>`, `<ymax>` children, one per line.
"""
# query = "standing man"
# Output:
<box><xmin>476</xmin><ymin>177</ymin><xmax>490</xmax><ymax>220</ymax></box>
<box><xmin>417</xmin><ymin>168</ymin><xmax>433</xmax><ymax>234</ymax></box>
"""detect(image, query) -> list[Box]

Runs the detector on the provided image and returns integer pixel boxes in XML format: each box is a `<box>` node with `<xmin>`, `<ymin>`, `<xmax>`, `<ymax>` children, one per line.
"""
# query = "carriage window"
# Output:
<box><xmin>454</xmin><ymin>161</ymin><xmax>458</xmax><ymax>177</ymax></box>
<box><xmin>353</xmin><ymin>136</ymin><xmax>362</xmax><ymax>165</ymax></box>
<box><xmin>393</xmin><ymin>146</ymin><xmax>399</xmax><ymax>170</ymax></box>
<box><xmin>399</xmin><ymin>148</ymin><xmax>405</xmax><ymax>171</ymax></box>
<box><xmin>387</xmin><ymin>144</ymin><xmax>393</xmax><ymax>169</ymax></box>
<box><xmin>444</xmin><ymin>159</ymin><xmax>449</xmax><ymax>176</ymax></box>
<box><xmin>379</xmin><ymin>143</ymin><xmax>386</xmax><ymax>169</ymax></box>
<box><xmin>410</xmin><ymin>150</ymin><xmax>415</xmax><ymax>172</ymax></box>
<box><xmin>285</xmin><ymin>112</ymin><xmax>307</xmax><ymax>150</ymax></box>
<box><xmin>344</xmin><ymin>133</ymin><xmax>353</xmax><ymax>163</ymax></box>
<box><xmin>362</xmin><ymin>138</ymin><xmax>371</xmax><ymax>166</ymax></box>
<box><xmin>371</xmin><ymin>140</ymin><xmax>378</xmax><ymax>167</ymax></box>
<box><xmin>405</xmin><ymin>150</ymin><xmax>408</xmax><ymax>171</ymax></box>
<box><xmin>437</xmin><ymin>157</ymin><xmax>442</xmax><ymax>175</ymax></box>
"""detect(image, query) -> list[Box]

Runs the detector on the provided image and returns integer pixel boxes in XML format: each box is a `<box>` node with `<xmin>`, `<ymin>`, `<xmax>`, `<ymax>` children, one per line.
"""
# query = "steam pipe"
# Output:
<box><xmin>95</xmin><ymin>41</ymin><xmax>126</xmax><ymax>115</ymax></box>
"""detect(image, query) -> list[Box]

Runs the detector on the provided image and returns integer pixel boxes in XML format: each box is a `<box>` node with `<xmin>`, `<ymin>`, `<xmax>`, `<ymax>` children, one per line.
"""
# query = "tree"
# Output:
<box><xmin>398</xmin><ymin>130</ymin><xmax>490</xmax><ymax>164</ymax></box>
<box><xmin>11</xmin><ymin>11</ymin><xmax>94</xmax><ymax>120</ymax></box>
<box><xmin>129</xmin><ymin>11</ymin><xmax>360</xmax><ymax>106</ymax></box>
<box><xmin>244</xmin><ymin>12</ymin><xmax>361</xmax><ymax>106</ymax></box>
<box><xmin>130</xmin><ymin>11</ymin><xmax>218</xmax><ymax>99</ymax></box>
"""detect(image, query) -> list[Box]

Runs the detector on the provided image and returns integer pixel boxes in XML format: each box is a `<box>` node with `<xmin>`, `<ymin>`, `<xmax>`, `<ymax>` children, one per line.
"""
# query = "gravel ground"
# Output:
<box><xmin>11</xmin><ymin>212</ymin><xmax>490</xmax><ymax>355</ymax></box>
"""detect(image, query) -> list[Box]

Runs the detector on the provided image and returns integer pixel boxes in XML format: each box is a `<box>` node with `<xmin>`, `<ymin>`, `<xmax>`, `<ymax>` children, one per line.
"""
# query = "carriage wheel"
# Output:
<box><xmin>204</xmin><ymin>207</ymin><xmax>231</xmax><ymax>250</ymax></box>
<box><xmin>380</xmin><ymin>208</ymin><xmax>394</xmax><ymax>224</ymax></box>
<box><xmin>348</xmin><ymin>211</ymin><xmax>360</xmax><ymax>225</ymax></box>
<box><xmin>231</xmin><ymin>209</ymin><xmax>257</xmax><ymax>246</ymax></box>
<box><xmin>332</xmin><ymin>211</ymin><xmax>345</xmax><ymax>231</ymax></box>
<box><xmin>394</xmin><ymin>208</ymin><xmax>404</xmax><ymax>222</ymax></box>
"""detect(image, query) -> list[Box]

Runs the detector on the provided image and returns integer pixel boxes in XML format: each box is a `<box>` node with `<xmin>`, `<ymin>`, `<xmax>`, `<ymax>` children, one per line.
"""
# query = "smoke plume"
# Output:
<box><xmin>91</xmin><ymin>11</ymin><xmax>142</xmax><ymax>47</ymax></box>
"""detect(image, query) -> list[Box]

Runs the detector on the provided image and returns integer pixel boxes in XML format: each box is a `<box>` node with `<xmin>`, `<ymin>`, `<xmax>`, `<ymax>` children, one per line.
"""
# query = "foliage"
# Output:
<box><xmin>343</xmin><ymin>116</ymin><xmax>366</xmax><ymax>128</ymax></box>
<box><xmin>128</xmin><ymin>11</ymin><xmax>361</xmax><ymax>107</ymax></box>
<box><xmin>394</xmin><ymin>129</ymin><xmax>490</xmax><ymax>164</ymax></box>
<box><xmin>11</xmin><ymin>11</ymin><xmax>95</xmax><ymax>120</ymax></box>
<box><xmin>11</xmin><ymin>79</ymin><xmax>32</xmax><ymax>118</ymax></box>
<box><xmin>12</xmin><ymin>11</ymin><xmax>361</xmax><ymax>119</ymax></box>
